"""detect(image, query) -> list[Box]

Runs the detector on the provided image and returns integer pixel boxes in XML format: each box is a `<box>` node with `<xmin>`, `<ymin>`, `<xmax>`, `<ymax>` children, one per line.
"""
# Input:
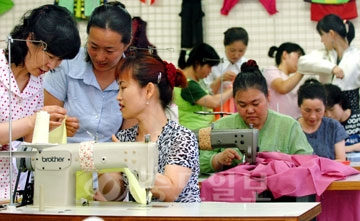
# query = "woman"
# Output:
<box><xmin>174</xmin><ymin>42</ymin><xmax>233</xmax><ymax>130</ymax></box>
<box><xmin>203</xmin><ymin>27</ymin><xmax>248</xmax><ymax>119</ymax></box>
<box><xmin>298</xmin><ymin>13</ymin><xmax>360</xmax><ymax>111</ymax></box>
<box><xmin>44</xmin><ymin>1</ymin><xmax>132</xmax><ymax>142</ymax></box>
<box><xmin>96</xmin><ymin>53</ymin><xmax>200</xmax><ymax>203</ymax></box>
<box><xmin>324</xmin><ymin>83</ymin><xmax>360</xmax><ymax>153</ymax></box>
<box><xmin>0</xmin><ymin>4</ymin><xmax>80</xmax><ymax>201</ymax></box>
<box><xmin>297</xmin><ymin>79</ymin><xmax>347</xmax><ymax>161</ymax></box>
<box><xmin>263</xmin><ymin>42</ymin><xmax>305</xmax><ymax>118</ymax></box>
<box><xmin>200</xmin><ymin>60</ymin><xmax>313</xmax><ymax>174</ymax></box>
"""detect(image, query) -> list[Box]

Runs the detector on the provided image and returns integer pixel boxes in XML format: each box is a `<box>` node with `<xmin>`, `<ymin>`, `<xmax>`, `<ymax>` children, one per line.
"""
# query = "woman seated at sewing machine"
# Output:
<box><xmin>297</xmin><ymin>79</ymin><xmax>347</xmax><ymax>161</ymax></box>
<box><xmin>94</xmin><ymin>53</ymin><xmax>201</xmax><ymax>203</ymax></box>
<box><xmin>200</xmin><ymin>60</ymin><xmax>313</xmax><ymax>174</ymax></box>
<box><xmin>174</xmin><ymin>43</ymin><xmax>233</xmax><ymax>130</ymax></box>
<box><xmin>324</xmin><ymin>83</ymin><xmax>360</xmax><ymax>153</ymax></box>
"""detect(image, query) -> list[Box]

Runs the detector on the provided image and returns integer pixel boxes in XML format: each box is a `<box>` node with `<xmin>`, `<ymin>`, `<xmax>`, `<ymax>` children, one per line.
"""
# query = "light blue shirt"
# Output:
<box><xmin>44</xmin><ymin>47</ymin><xmax>123</xmax><ymax>143</ymax></box>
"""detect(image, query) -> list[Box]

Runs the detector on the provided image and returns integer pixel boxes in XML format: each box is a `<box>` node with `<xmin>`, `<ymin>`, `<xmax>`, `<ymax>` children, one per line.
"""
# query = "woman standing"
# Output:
<box><xmin>298</xmin><ymin>14</ymin><xmax>360</xmax><ymax>111</ymax></box>
<box><xmin>203</xmin><ymin>27</ymin><xmax>249</xmax><ymax>119</ymax></box>
<box><xmin>263</xmin><ymin>42</ymin><xmax>305</xmax><ymax>118</ymax></box>
<box><xmin>0</xmin><ymin>4</ymin><xmax>80</xmax><ymax>201</ymax></box>
<box><xmin>44</xmin><ymin>1</ymin><xmax>132</xmax><ymax>142</ymax></box>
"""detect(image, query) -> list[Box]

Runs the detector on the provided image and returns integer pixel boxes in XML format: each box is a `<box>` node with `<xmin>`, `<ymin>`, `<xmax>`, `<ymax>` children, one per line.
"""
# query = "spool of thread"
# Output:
<box><xmin>32</xmin><ymin>111</ymin><xmax>50</xmax><ymax>144</ymax></box>
<box><xmin>198</xmin><ymin>127</ymin><xmax>212</xmax><ymax>150</ymax></box>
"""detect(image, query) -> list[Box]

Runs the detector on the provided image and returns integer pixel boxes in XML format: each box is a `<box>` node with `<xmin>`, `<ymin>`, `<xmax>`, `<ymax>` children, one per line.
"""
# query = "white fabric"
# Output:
<box><xmin>298</xmin><ymin>46</ymin><xmax>360</xmax><ymax>91</ymax></box>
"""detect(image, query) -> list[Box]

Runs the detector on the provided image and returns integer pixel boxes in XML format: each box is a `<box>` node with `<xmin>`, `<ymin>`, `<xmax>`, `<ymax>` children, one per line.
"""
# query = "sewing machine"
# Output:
<box><xmin>21</xmin><ymin>141</ymin><xmax>158</xmax><ymax>207</ymax></box>
<box><xmin>195</xmin><ymin>127</ymin><xmax>259</xmax><ymax>164</ymax></box>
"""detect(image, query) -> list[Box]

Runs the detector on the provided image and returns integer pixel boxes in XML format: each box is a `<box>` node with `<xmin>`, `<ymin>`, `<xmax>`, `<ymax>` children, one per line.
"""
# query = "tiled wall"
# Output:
<box><xmin>1</xmin><ymin>0</ymin><xmax>360</xmax><ymax>69</ymax></box>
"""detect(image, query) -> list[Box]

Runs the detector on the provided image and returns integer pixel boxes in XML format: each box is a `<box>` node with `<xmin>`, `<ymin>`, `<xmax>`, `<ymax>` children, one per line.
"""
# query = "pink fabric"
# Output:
<box><xmin>221</xmin><ymin>0</ymin><xmax>277</xmax><ymax>16</ymax></box>
<box><xmin>259</xmin><ymin>0</ymin><xmax>278</xmax><ymax>15</ymax></box>
<box><xmin>140</xmin><ymin>0</ymin><xmax>155</xmax><ymax>5</ymax></box>
<box><xmin>200</xmin><ymin>152</ymin><xmax>359</xmax><ymax>202</ymax></box>
<box><xmin>221</xmin><ymin>0</ymin><xmax>239</xmax><ymax>15</ymax></box>
<box><xmin>317</xmin><ymin>190</ymin><xmax>360</xmax><ymax>221</ymax></box>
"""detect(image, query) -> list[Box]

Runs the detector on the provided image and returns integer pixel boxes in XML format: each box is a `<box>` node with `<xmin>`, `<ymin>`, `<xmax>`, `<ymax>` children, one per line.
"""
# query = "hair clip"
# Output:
<box><xmin>157</xmin><ymin>72</ymin><xmax>162</xmax><ymax>84</ymax></box>
<box><xmin>203</xmin><ymin>58</ymin><xmax>224</xmax><ymax>63</ymax></box>
<box><xmin>129</xmin><ymin>46</ymin><xmax>174</xmax><ymax>54</ymax></box>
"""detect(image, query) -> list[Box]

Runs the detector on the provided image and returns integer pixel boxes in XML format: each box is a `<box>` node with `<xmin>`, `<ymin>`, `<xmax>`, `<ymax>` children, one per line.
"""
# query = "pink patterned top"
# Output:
<box><xmin>0</xmin><ymin>49</ymin><xmax>43</xmax><ymax>201</ymax></box>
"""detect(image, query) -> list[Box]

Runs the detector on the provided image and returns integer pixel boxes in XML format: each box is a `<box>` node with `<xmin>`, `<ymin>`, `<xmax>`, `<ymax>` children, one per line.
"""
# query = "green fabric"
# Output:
<box><xmin>0</xmin><ymin>0</ymin><xmax>13</xmax><ymax>15</ymax></box>
<box><xmin>76</xmin><ymin>171</ymin><xmax>93</xmax><ymax>204</ymax></box>
<box><xmin>174</xmin><ymin>79</ymin><xmax>214</xmax><ymax>130</ymax></box>
<box><xmin>84</xmin><ymin>0</ymin><xmax>100</xmax><ymax>16</ymax></box>
<box><xmin>57</xmin><ymin>0</ymin><xmax>74</xmax><ymax>14</ymax></box>
<box><xmin>200</xmin><ymin>110</ymin><xmax>314</xmax><ymax>173</ymax></box>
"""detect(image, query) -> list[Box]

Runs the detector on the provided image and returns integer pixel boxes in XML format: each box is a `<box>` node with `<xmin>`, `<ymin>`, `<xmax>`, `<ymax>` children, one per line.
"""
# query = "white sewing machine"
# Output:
<box><xmin>22</xmin><ymin>141</ymin><xmax>158</xmax><ymax>207</ymax></box>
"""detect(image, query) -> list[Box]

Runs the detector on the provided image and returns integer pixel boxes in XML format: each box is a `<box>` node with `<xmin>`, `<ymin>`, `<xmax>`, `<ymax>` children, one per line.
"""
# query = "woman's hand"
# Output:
<box><xmin>41</xmin><ymin>105</ymin><xmax>79</xmax><ymax>137</ymax></box>
<box><xmin>216</xmin><ymin>148</ymin><xmax>242</xmax><ymax>166</ymax></box>
<box><xmin>112</xmin><ymin>134</ymin><xmax>120</xmax><ymax>142</ymax></box>
<box><xmin>65</xmin><ymin>116</ymin><xmax>79</xmax><ymax>137</ymax></box>
<box><xmin>222</xmin><ymin>71</ymin><xmax>236</xmax><ymax>82</ymax></box>
<box><xmin>41</xmin><ymin>105</ymin><xmax>67</xmax><ymax>130</ymax></box>
<box><xmin>332</xmin><ymin>66</ymin><xmax>344</xmax><ymax>79</ymax></box>
<box><xmin>212</xmin><ymin>148</ymin><xmax>242</xmax><ymax>171</ymax></box>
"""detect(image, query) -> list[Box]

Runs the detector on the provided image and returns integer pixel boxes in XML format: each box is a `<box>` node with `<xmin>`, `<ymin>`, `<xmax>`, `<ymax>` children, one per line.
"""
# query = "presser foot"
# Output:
<box><xmin>145</xmin><ymin>188</ymin><xmax>152</xmax><ymax>205</ymax></box>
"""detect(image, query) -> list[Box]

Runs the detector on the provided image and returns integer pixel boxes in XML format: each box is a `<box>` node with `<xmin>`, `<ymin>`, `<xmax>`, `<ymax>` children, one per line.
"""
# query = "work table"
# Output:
<box><xmin>0</xmin><ymin>201</ymin><xmax>321</xmax><ymax>221</ymax></box>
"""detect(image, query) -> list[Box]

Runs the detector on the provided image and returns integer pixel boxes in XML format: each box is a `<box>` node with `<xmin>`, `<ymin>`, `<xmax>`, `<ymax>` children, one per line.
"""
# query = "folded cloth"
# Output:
<box><xmin>310</xmin><ymin>0</ymin><xmax>357</xmax><ymax>21</ymax></box>
<box><xmin>49</xmin><ymin>117</ymin><xmax>67</xmax><ymax>144</ymax></box>
<box><xmin>119</xmin><ymin>168</ymin><xmax>150</xmax><ymax>205</ymax></box>
<box><xmin>200</xmin><ymin>152</ymin><xmax>359</xmax><ymax>202</ymax></box>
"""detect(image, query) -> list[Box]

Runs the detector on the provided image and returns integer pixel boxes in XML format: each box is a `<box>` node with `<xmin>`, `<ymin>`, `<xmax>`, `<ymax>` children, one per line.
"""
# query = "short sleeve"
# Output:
<box><xmin>180</xmin><ymin>80</ymin><xmax>208</xmax><ymax>104</ymax></box>
<box><xmin>333</xmin><ymin>119</ymin><xmax>349</xmax><ymax>143</ymax></box>
<box><xmin>263</xmin><ymin>66</ymin><xmax>281</xmax><ymax>86</ymax></box>
<box><xmin>43</xmin><ymin>61</ymin><xmax>69</xmax><ymax>101</ymax></box>
<box><xmin>167</xmin><ymin>128</ymin><xmax>199</xmax><ymax>169</ymax></box>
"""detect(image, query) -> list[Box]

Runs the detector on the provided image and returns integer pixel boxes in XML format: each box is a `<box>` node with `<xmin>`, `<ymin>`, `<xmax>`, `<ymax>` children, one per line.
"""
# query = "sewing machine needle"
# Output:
<box><xmin>92</xmin><ymin>172</ymin><xmax>98</xmax><ymax>191</ymax></box>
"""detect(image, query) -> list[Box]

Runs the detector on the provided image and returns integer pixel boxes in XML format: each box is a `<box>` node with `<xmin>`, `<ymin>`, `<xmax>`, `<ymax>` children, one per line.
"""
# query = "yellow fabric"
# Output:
<box><xmin>99</xmin><ymin>168</ymin><xmax>149</xmax><ymax>204</ymax></box>
<box><xmin>120</xmin><ymin>168</ymin><xmax>148</xmax><ymax>205</ymax></box>
<box><xmin>32</xmin><ymin>111</ymin><xmax>50</xmax><ymax>143</ymax></box>
<box><xmin>48</xmin><ymin>117</ymin><xmax>67</xmax><ymax>144</ymax></box>
<box><xmin>75</xmin><ymin>0</ymin><xmax>82</xmax><ymax>18</ymax></box>
<box><xmin>76</xmin><ymin>171</ymin><xmax>93</xmax><ymax>204</ymax></box>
